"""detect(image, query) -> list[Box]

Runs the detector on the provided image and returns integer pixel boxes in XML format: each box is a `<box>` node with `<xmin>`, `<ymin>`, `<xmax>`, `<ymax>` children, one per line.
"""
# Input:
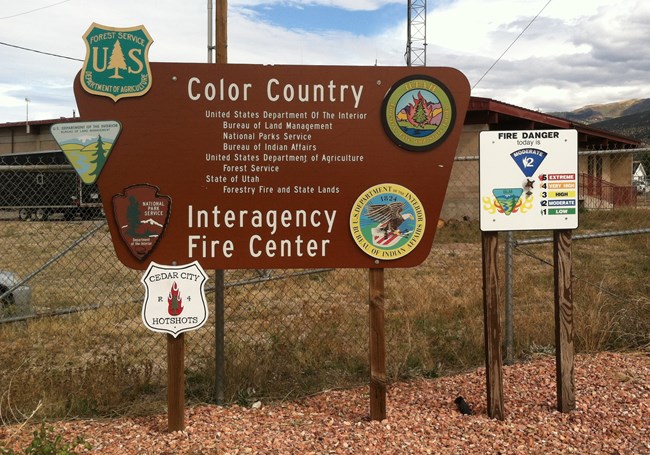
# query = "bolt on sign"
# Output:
<box><xmin>479</xmin><ymin>130</ymin><xmax>579</xmax><ymax>231</ymax></box>
<box><xmin>74</xmin><ymin>28</ymin><xmax>470</xmax><ymax>269</ymax></box>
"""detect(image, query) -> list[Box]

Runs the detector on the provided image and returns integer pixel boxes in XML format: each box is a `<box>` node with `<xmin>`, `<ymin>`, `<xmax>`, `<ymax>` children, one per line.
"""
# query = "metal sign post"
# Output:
<box><xmin>213</xmin><ymin>0</ymin><xmax>228</xmax><ymax>407</ymax></box>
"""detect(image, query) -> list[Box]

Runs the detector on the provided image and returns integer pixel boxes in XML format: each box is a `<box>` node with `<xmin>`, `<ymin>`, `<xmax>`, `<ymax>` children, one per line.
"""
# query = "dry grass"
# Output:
<box><xmin>0</xmin><ymin>216</ymin><xmax>648</xmax><ymax>423</ymax></box>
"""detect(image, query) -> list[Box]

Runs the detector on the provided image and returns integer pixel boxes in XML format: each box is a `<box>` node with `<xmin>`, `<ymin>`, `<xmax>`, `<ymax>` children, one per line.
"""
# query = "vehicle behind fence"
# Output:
<box><xmin>0</xmin><ymin>151</ymin><xmax>648</xmax><ymax>422</ymax></box>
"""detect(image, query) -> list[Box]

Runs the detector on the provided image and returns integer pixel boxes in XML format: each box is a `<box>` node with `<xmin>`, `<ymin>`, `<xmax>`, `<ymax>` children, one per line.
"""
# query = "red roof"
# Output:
<box><xmin>467</xmin><ymin>97</ymin><xmax>640</xmax><ymax>149</ymax></box>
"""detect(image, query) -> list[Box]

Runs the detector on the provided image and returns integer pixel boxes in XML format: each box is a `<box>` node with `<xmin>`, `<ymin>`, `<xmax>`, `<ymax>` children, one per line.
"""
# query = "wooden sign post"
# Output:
<box><xmin>167</xmin><ymin>333</ymin><xmax>185</xmax><ymax>431</ymax></box>
<box><xmin>553</xmin><ymin>230</ymin><xmax>575</xmax><ymax>412</ymax></box>
<box><xmin>481</xmin><ymin>231</ymin><xmax>504</xmax><ymax>420</ymax></box>
<box><xmin>369</xmin><ymin>268</ymin><xmax>386</xmax><ymax>420</ymax></box>
<box><xmin>140</xmin><ymin>261</ymin><xmax>209</xmax><ymax>432</ymax></box>
<box><xmin>479</xmin><ymin>129</ymin><xmax>578</xmax><ymax>418</ymax></box>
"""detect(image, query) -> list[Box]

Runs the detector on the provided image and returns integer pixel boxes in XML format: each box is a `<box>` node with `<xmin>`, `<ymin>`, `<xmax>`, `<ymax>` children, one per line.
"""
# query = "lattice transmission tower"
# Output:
<box><xmin>406</xmin><ymin>0</ymin><xmax>427</xmax><ymax>66</ymax></box>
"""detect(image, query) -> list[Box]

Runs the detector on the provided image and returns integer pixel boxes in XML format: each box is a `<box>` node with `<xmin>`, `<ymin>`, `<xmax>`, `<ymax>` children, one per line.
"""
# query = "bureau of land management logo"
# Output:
<box><xmin>381</xmin><ymin>75</ymin><xmax>455</xmax><ymax>151</ymax></box>
<box><xmin>350</xmin><ymin>183</ymin><xmax>426</xmax><ymax>260</ymax></box>
<box><xmin>51</xmin><ymin>121</ymin><xmax>122</xmax><ymax>184</ymax></box>
<box><xmin>81</xmin><ymin>23</ymin><xmax>153</xmax><ymax>101</ymax></box>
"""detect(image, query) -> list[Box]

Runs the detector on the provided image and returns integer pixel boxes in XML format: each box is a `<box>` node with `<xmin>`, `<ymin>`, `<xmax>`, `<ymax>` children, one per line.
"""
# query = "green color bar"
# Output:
<box><xmin>548</xmin><ymin>208</ymin><xmax>576</xmax><ymax>215</ymax></box>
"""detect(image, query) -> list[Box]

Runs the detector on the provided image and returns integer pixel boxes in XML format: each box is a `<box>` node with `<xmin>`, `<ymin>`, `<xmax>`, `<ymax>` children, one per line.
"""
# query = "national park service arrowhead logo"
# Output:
<box><xmin>81</xmin><ymin>23</ymin><xmax>153</xmax><ymax>101</ymax></box>
<box><xmin>141</xmin><ymin>261</ymin><xmax>209</xmax><ymax>337</ymax></box>
<box><xmin>112</xmin><ymin>184</ymin><xmax>170</xmax><ymax>261</ymax></box>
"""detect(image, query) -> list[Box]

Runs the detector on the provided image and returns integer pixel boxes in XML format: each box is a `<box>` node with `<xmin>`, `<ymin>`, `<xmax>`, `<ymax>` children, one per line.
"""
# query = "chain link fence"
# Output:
<box><xmin>0</xmin><ymin>149</ymin><xmax>648</xmax><ymax>422</ymax></box>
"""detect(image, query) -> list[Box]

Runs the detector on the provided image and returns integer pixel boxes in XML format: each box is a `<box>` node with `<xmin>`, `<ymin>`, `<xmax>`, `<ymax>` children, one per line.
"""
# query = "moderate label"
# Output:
<box><xmin>479</xmin><ymin>130</ymin><xmax>579</xmax><ymax>231</ymax></box>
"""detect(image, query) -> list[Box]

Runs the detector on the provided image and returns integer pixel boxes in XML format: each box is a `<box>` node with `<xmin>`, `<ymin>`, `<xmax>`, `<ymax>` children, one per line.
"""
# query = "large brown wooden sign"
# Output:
<box><xmin>74</xmin><ymin>63</ymin><xmax>470</xmax><ymax>269</ymax></box>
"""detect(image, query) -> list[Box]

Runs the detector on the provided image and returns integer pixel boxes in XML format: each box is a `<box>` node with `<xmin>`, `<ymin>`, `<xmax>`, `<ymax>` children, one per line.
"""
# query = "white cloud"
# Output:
<box><xmin>1</xmin><ymin>0</ymin><xmax>650</xmax><ymax>122</ymax></box>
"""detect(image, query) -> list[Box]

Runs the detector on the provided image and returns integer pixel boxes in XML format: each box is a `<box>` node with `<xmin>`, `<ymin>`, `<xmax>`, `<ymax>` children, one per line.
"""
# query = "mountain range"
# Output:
<box><xmin>551</xmin><ymin>99</ymin><xmax>650</xmax><ymax>145</ymax></box>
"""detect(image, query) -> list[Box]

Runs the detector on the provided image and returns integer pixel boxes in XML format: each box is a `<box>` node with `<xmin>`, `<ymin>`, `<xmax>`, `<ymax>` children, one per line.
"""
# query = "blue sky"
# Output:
<box><xmin>248</xmin><ymin>3</ymin><xmax>404</xmax><ymax>35</ymax></box>
<box><xmin>1</xmin><ymin>0</ymin><xmax>650</xmax><ymax>122</ymax></box>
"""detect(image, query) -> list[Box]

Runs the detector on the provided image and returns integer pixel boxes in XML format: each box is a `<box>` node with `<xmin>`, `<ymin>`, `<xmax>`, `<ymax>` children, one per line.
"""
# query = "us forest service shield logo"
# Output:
<box><xmin>141</xmin><ymin>261</ymin><xmax>209</xmax><ymax>337</ymax></box>
<box><xmin>350</xmin><ymin>184</ymin><xmax>426</xmax><ymax>260</ymax></box>
<box><xmin>381</xmin><ymin>75</ymin><xmax>455</xmax><ymax>151</ymax></box>
<box><xmin>112</xmin><ymin>184</ymin><xmax>171</xmax><ymax>261</ymax></box>
<box><xmin>81</xmin><ymin>23</ymin><xmax>153</xmax><ymax>101</ymax></box>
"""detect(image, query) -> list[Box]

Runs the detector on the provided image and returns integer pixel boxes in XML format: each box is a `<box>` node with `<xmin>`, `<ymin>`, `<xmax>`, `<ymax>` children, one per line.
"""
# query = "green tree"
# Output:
<box><xmin>88</xmin><ymin>135</ymin><xmax>107</xmax><ymax>179</ymax></box>
<box><xmin>413</xmin><ymin>102</ymin><xmax>428</xmax><ymax>127</ymax></box>
<box><xmin>126</xmin><ymin>195</ymin><xmax>141</xmax><ymax>236</ymax></box>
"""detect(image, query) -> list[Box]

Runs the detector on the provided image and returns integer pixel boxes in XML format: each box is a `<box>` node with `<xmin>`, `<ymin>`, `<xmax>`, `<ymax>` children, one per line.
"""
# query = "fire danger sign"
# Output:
<box><xmin>479</xmin><ymin>129</ymin><xmax>579</xmax><ymax>231</ymax></box>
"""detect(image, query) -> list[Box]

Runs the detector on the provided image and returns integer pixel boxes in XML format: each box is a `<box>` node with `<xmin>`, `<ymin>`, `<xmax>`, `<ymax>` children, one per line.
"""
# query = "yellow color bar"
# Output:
<box><xmin>549</xmin><ymin>190</ymin><xmax>576</xmax><ymax>198</ymax></box>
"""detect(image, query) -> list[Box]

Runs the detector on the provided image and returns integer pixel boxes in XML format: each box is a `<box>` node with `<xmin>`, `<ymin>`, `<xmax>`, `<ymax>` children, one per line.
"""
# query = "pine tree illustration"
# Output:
<box><xmin>108</xmin><ymin>40</ymin><xmax>127</xmax><ymax>79</ymax></box>
<box><xmin>169</xmin><ymin>293</ymin><xmax>182</xmax><ymax>315</ymax></box>
<box><xmin>126</xmin><ymin>195</ymin><xmax>141</xmax><ymax>237</ymax></box>
<box><xmin>413</xmin><ymin>102</ymin><xmax>428</xmax><ymax>128</ymax></box>
<box><xmin>88</xmin><ymin>135</ymin><xmax>108</xmax><ymax>180</ymax></box>
<box><xmin>96</xmin><ymin>135</ymin><xmax>108</xmax><ymax>161</ymax></box>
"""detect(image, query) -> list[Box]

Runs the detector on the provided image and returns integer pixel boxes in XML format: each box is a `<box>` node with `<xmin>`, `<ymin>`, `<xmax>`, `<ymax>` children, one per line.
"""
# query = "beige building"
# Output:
<box><xmin>0</xmin><ymin>118</ymin><xmax>70</xmax><ymax>154</ymax></box>
<box><xmin>448</xmin><ymin>97</ymin><xmax>640</xmax><ymax>217</ymax></box>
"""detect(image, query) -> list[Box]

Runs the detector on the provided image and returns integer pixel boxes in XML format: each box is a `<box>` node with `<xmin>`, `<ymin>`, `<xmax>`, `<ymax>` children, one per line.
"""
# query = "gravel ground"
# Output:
<box><xmin>2</xmin><ymin>351</ymin><xmax>648</xmax><ymax>454</ymax></box>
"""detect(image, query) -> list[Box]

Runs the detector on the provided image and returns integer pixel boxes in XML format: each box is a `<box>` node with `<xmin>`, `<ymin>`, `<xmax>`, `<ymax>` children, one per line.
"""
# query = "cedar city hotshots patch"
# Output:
<box><xmin>81</xmin><ymin>22</ymin><xmax>153</xmax><ymax>101</ymax></box>
<box><xmin>141</xmin><ymin>261</ymin><xmax>208</xmax><ymax>337</ymax></box>
<box><xmin>350</xmin><ymin>184</ymin><xmax>425</xmax><ymax>260</ymax></box>
<box><xmin>381</xmin><ymin>75</ymin><xmax>455</xmax><ymax>151</ymax></box>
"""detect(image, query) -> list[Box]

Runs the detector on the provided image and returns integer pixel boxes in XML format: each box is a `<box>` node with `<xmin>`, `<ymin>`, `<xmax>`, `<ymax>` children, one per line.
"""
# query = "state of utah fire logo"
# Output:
<box><xmin>381</xmin><ymin>75</ymin><xmax>455</xmax><ymax>151</ymax></box>
<box><xmin>81</xmin><ymin>23</ymin><xmax>153</xmax><ymax>101</ymax></box>
<box><xmin>112</xmin><ymin>184</ymin><xmax>171</xmax><ymax>261</ymax></box>
<box><xmin>350</xmin><ymin>184</ymin><xmax>426</xmax><ymax>261</ymax></box>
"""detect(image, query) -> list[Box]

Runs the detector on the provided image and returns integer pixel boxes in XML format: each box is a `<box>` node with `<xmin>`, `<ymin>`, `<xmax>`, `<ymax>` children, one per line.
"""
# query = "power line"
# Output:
<box><xmin>0</xmin><ymin>41</ymin><xmax>82</xmax><ymax>62</ymax></box>
<box><xmin>472</xmin><ymin>0</ymin><xmax>552</xmax><ymax>90</ymax></box>
<box><xmin>0</xmin><ymin>0</ymin><xmax>73</xmax><ymax>20</ymax></box>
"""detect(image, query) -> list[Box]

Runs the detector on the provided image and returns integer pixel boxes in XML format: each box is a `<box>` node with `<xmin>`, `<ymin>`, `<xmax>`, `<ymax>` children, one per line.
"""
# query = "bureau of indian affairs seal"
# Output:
<box><xmin>381</xmin><ymin>75</ymin><xmax>455</xmax><ymax>151</ymax></box>
<box><xmin>349</xmin><ymin>184</ymin><xmax>426</xmax><ymax>261</ymax></box>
